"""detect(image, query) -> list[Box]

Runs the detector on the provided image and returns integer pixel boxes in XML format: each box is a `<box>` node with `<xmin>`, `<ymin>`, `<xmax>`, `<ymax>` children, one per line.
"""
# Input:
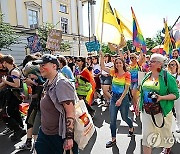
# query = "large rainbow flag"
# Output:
<box><xmin>131</xmin><ymin>7</ymin><xmax>147</xmax><ymax>53</ymax></box>
<box><xmin>173</xmin><ymin>20</ymin><xmax>180</xmax><ymax>50</ymax></box>
<box><xmin>80</xmin><ymin>68</ymin><xmax>96</xmax><ymax>106</ymax></box>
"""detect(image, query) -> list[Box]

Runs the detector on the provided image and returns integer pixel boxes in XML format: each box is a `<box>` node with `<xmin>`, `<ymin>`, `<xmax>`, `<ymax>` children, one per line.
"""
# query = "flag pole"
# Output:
<box><xmin>160</xmin><ymin>16</ymin><xmax>180</xmax><ymax>46</ymax></box>
<box><xmin>100</xmin><ymin>0</ymin><xmax>105</xmax><ymax>49</ymax></box>
<box><xmin>170</xmin><ymin>16</ymin><xmax>180</xmax><ymax>31</ymax></box>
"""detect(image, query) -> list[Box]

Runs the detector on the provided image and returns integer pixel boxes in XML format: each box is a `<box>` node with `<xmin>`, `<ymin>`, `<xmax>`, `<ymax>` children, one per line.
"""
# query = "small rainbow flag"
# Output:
<box><xmin>131</xmin><ymin>7</ymin><xmax>147</xmax><ymax>53</ymax></box>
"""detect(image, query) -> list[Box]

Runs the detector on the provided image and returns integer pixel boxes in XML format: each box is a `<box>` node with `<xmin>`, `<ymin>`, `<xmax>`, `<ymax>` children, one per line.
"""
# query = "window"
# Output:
<box><xmin>28</xmin><ymin>9</ymin><xmax>38</xmax><ymax>28</ymax></box>
<box><xmin>60</xmin><ymin>4</ymin><xmax>67</xmax><ymax>13</ymax></box>
<box><xmin>61</xmin><ymin>17</ymin><xmax>68</xmax><ymax>34</ymax></box>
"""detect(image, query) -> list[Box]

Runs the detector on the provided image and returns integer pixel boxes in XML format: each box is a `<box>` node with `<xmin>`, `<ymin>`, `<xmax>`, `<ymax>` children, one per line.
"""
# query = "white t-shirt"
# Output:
<box><xmin>101</xmin><ymin>62</ymin><xmax>114</xmax><ymax>75</ymax></box>
<box><xmin>92</xmin><ymin>64</ymin><xmax>101</xmax><ymax>76</ymax></box>
<box><xmin>172</xmin><ymin>73</ymin><xmax>180</xmax><ymax>91</ymax></box>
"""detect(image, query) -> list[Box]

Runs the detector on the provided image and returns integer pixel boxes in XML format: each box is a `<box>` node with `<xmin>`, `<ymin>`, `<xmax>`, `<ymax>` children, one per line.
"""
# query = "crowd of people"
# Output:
<box><xmin>0</xmin><ymin>48</ymin><xmax>180</xmax><ymax>154</ymax></box>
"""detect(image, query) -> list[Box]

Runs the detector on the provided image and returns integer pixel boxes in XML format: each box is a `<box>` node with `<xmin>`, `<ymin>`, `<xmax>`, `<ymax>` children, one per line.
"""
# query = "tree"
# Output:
<box><xmin>145</xmin><ymin>37</ymin><xmax>157</xmax><ymax>51</ymax></box>
<box><xmin>37</xmin><ymin>22</ymin><xmax>54</xmax><ymax>52</ymax></box>
<box><xmin>153</xmin><ymin>30</ymin><xmax>164</xmax><ymax>45</ymax></box>
<box><xmin>101</xmin><ymin>43</ymin><xmax>116</xmax><ymax>55</ymax></box>
<box><xmin>123</xmin><ymin>40</ymin><xmax>136</xmax><ymax>53</ymax></box>
<box><xmin>60</xmin><ymin>41</ymin><xmax>72</xmax><ymax>52</ymax></box>
<box><xmin>37</xmin><ymin>23</ymin><xmax>71</xmax><ymax>53</ymax></box>
<box><xmin>0</xmin><ymin>13</ymin><xmax>19</xmax><ymax>50</ymax></box>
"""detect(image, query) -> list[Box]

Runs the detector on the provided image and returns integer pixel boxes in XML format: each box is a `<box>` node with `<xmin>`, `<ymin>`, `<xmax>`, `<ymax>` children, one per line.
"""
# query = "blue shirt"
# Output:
<box><xmin>61</xmin><ymin>65</ymin><xmax>75</xmax><ymax>82</ymax></box>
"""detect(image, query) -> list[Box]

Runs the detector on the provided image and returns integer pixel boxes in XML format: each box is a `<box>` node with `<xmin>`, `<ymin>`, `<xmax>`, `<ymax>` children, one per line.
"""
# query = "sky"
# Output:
<box><xmin>83</xmin><ymin>0</ymin><xmax>180</xmax><ymax>39</ymax></box>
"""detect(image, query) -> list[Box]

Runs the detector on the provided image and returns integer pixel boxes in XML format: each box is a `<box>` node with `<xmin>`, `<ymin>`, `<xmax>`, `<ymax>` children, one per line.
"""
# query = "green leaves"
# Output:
<box><xmin>37</xmin><ymin>22</ymin><xmax>71</xmax><ymax>52</ymax></box>
<box><xmin>0</xmin><ymin>13</ymin><xmax>19</xmax><ymax>50</ymax></box>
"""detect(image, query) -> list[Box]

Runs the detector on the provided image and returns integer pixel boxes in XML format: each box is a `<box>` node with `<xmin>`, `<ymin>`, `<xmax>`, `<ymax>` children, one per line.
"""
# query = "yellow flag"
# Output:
<box><xmin>102</xmin><ymin>0</ymin><xmax>121</xmax><ymax>32</ymax></box>
<box><xmin>96</xmin><ymin>0</ymin><xmax>121</xmax><ymax>45</ymax></box>
<box><xmin>119</xmin><ymin>34</ymin><xmax>127</xmax><ymax>48</ymax></box>
<box><xmin>114</xmin><ymin>9</ymin><xmax>133</xmax><ymax>39</ymax></box>
<box><xmin>163</xmin><ymin>19</ymin><xmax>172</xmax><ymax>55</ymax></box>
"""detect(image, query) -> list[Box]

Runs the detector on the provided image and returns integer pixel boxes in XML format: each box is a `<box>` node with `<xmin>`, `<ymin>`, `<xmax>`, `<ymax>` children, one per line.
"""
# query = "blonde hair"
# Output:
<box><xmin>167</xmin><ymin>59</ymin><xmax>180</xmax><ymax>75</ymax></box>
<box><xmin>130</xmin><ymin>53</ymin><xmax>137</xmax><ymax>58</ymax></box>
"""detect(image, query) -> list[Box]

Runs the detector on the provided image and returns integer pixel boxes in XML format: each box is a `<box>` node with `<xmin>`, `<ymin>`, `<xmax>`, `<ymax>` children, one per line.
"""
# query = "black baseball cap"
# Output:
<box><xmin>32</xmin><ymin>54</ymin><xmax>59</xmax><ymax>67</ymax></box>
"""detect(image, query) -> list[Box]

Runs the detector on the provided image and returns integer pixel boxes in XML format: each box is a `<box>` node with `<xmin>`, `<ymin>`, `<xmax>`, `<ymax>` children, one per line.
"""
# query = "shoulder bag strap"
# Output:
<box><xmin>151</xmin><ymin>112</ymin><xmax>165</xmax><ymax>128</ymax></box>
<box><xmin>137</xmin><ymin>62</ymin><xmax>142</xmax><ymax>71</ymax></box>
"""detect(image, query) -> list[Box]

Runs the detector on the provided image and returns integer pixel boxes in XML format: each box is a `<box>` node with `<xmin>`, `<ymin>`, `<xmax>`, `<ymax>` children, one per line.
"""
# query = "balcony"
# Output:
<box><xmin>81</xmin><ymin>0</ymin><xmax>96</xmax><ymax>5</ymax></box>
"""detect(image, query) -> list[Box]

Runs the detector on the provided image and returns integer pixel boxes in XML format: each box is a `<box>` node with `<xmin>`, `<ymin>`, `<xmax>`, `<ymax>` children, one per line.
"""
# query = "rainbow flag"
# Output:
<box><xmin>173</xmin><ymin>21</ymin><xmax>180</xmax><ymax>50</ymax></box>
<box><xmin>131</xmin><ymin>7</ymin><xmax>147</xmax><ymax>53</ymax></box>
<box><xmin>80</xmin><ymin>68</ymin><xmax>96</xmax><ymax>106</ymax></box>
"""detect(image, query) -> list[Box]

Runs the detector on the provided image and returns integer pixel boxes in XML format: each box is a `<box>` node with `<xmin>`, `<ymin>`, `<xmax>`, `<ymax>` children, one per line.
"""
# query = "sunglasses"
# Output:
<box><xmin>115</xmin><ymin>62</ymin><xmax>122</xmax><ymax>64</ymax></box>
<box><xmin>130</xmin><ymin>57</ymin><xmax>135</xmax><ymax>60</ymax></box>
<box><xmin>76</xmin><ymin>59</ymin><xmax>81</xmax><ymax>62</ymax></box>
<box><xmin>169</xmin><ymin>64</ymin><xmax>176</xmax><ymax>67</ymax></box>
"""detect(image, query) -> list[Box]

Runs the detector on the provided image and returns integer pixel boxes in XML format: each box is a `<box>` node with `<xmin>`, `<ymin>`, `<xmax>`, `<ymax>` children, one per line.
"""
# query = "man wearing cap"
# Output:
<box><xmin>33</xmin><ymin>54</ymin><xmax>77</xmax><ymax>154</ymax></box>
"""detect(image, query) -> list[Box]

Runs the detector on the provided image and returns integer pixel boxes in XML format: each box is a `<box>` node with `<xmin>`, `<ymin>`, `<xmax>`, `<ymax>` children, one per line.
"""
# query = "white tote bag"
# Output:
<box><xmin>138</xmin><ymin>71</ymin><xmax>146</xmax><ymax>86</ymax></box>
<box><xmin>74</xmin><ymin>99</ymin><xmax>95</xmax><ymax>150</ymax></box>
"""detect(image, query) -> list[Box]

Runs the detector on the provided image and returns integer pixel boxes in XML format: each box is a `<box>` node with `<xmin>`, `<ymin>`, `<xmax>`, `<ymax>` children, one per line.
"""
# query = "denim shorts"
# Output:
<box><xmin>100</xmin><ymin>75</ymin><xmax>112</xmax><ymax>85</ymax></box>
<box><xmin>130</xmin><ymin>81</ymin><xmax>138</xmax><ymax>90</ymax></box>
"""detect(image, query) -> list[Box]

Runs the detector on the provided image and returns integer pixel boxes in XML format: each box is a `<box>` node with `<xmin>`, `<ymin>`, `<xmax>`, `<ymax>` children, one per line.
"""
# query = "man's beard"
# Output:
<box><xmin>172</xmin><ymin>56</ymin><xmax>178</xmax><ymax>59</ymax></box>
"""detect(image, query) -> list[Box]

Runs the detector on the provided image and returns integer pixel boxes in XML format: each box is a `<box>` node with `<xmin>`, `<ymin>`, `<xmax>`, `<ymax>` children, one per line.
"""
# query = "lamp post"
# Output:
<box><xmin>87</xmin><ymin>0</ymin><xmax>96</xmax><ymax>42</ymax></box>
<box><xmin>76</xmin><ymin>0</ymin><xmax>81</xmax><ymax>56</ymax></box>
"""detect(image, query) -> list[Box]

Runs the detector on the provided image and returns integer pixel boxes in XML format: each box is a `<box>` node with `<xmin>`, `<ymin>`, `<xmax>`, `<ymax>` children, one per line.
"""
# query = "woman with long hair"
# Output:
<box><xmin>100</xmin><ymin>51</ymin><xmax>134</xmax><ymax>148</ymax></box>
<box><xmin>139</xmin><ymin>54</ymin><xmax>179</xmax><ymax>154</ymax></box>
<box><xmin>92</xmin><ymin>56</ymin><xmax>101</xmax><ymax>104</ymax></box>
<box><xmin>75</xmin><ymin>57</ymin><xmax>96</xmax><ymax>118</ymax></box>
<box><xmin>0</xmin><ymin>55</ymin><xmax>26</xmax><ymax>141</ymax></box>
<box><xmin>100</xmin><ymin>53</ymin><xmax>113</xmax><ymax>107</ymax></box>
<box><xmin>129</xmin><ymin>52</ymin><xmax>144</xmax><ymax>113</ymax></box>
<box><xmin>167</xmin><ymin>59</ymin><xmax>180</xmax><ymax>133</ymax></box>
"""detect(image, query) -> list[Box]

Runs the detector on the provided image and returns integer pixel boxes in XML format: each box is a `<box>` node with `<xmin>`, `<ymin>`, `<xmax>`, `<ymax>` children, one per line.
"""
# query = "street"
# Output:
<box><xmin>1</xmin><ymin>103</ymin><xmax>180</xmax><ymax>154</ymax></box>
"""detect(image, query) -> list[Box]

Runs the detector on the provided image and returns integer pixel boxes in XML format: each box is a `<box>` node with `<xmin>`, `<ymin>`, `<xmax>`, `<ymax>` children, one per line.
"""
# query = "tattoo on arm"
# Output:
<box><xmin>66</xmin><ymin>117</ymin><xmax>75</xmax><ymax>128</ymax></box>
<box><xmin>66</xmin><ymin>117</ymin><xmax>75</xmax><ymax>139</ymax></box>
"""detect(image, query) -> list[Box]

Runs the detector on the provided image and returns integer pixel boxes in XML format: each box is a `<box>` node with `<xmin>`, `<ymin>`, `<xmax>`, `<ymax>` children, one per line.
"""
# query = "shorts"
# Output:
<box><xmin>130</xmin><ymin>81</ymin><xmax>138</xmax><ymax>90</ymax></box>
<box><xmin>100</xmin><ymin>75</ymin><xmax>112</xmax><ymax>85</ymax></box>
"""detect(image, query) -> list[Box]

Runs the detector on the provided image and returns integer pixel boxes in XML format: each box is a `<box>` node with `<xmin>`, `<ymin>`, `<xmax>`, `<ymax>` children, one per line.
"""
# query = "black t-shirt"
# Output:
<box><xmin>68</xmin><ymin>62</ymin><xmax>75</xmax><ymax>72</ymax></box>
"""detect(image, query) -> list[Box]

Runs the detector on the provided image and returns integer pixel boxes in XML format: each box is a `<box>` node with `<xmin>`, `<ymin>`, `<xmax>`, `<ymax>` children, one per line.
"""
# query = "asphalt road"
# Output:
<box><xmin>1</xmin><ymin>102</ymin><xmax>180</xmax><ymax>154</ymax></box>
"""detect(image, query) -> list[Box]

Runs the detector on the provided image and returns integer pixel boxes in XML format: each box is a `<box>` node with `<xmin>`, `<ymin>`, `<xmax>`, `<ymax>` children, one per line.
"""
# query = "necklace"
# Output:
<box><xmin>48</xmin><ymin>73</ymin><xmax>58</xmax><ymax>85</ymax></box>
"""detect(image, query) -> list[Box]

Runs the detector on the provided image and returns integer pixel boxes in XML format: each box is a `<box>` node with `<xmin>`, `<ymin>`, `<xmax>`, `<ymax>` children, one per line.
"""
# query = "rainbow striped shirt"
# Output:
<box><xmin>110</xmin><ymin>69</ymin><xmax>131</xmax><ymax>94</ymax></box>
<box><xmin>130</xmin><ymin>64</ymin><xmax>140</xmax><ymax>83</ymax></box>
<box><xmin>142</xmin><ymin>78</ymin><xmax>160</xmax><ymax>103</ymax></box>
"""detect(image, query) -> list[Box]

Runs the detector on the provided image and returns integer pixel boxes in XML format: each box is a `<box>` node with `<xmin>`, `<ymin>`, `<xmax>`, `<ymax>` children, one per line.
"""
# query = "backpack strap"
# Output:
<box><xmin>163</xmin><ymin>70</ymin><xmax>168</xmax><ymax>86</ymax></box>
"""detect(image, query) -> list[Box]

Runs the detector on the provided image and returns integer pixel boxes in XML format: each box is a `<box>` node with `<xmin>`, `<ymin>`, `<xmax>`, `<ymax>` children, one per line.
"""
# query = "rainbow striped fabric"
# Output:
<box><xmin>129</xmin><ymin>64</ymin><xmax>140</xmax><ymax>83</ymax></box>
<box><xmin>80</xmin><ymin>68</ymin><xmax>96</xmax><ymax>106</ymax></box>
<box><xmin>110</xmin><ymin>70</ymin><xmax>131</xmax><ymax>94</ymax></box>
<box><xmin>142</xmin><ymin>78</ymin><xmax>160</xmax><ymax>103</ymax></box>
<box><xmin>131</xmin><ymin>7</ymin><xmax>147</xmax><ymax>53</ymax></box>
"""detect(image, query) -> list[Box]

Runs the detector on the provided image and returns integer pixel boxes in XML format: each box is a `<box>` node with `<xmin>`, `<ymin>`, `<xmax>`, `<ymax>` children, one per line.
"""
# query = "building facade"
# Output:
<box><xmin>0</xmin><ymin>0</ymin><xmax>96</xmax><ymax>64</ymax></box>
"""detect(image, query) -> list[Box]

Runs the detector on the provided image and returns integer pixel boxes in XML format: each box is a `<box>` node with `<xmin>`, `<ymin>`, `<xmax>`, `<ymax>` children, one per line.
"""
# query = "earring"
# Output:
<box><xmin>157</xmin><ymin>68</ymin><xmax>161</xmax><ymax>72</ymax></box>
